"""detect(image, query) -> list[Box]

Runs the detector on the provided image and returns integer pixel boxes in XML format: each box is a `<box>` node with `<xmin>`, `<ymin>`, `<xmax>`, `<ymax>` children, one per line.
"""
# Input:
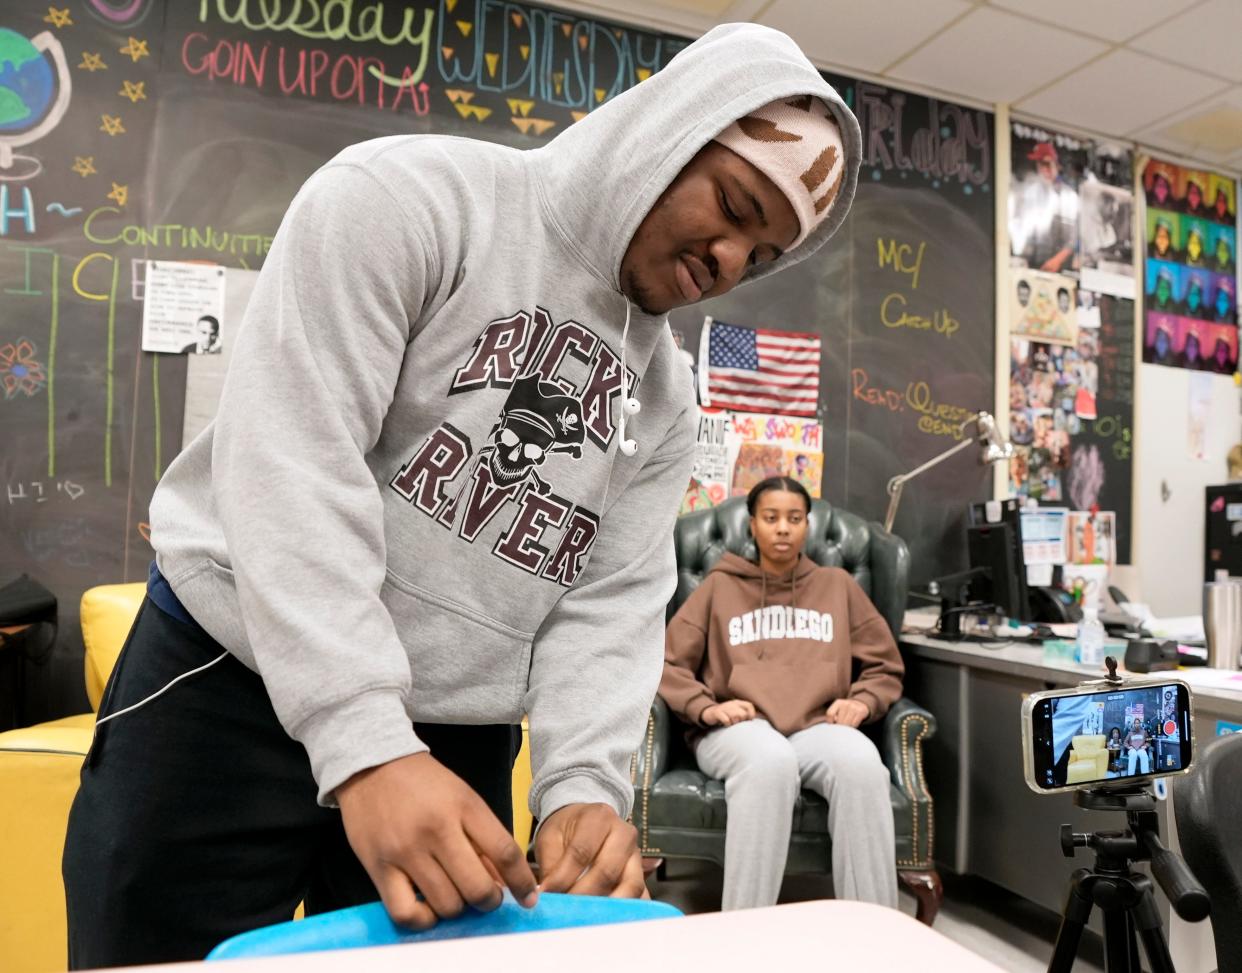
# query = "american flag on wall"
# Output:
<box><xmin>697</xmin><ymin>318</ymin><xmax>821</xmax><ymax>418</ymax></box>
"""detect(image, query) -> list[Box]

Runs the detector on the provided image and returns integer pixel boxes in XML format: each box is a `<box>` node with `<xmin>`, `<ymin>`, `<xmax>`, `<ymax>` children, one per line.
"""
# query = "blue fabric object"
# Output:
<box><xmin>207</xmin><ymin>893</ymin><xmax>682</xmax><ymax>960</ymax></box>
<box><xmin>146</xmin><ymin>560</ymin><xmax>195</xmax><ymax>627</ymax></box>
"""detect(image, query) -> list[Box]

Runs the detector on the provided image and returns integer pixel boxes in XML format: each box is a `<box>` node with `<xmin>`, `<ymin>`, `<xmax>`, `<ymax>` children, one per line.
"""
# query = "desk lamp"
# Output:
<box><xmin>883</xmin><ymin>411</ymin><xmax>1013</xmax><ymax>533</ymax></box>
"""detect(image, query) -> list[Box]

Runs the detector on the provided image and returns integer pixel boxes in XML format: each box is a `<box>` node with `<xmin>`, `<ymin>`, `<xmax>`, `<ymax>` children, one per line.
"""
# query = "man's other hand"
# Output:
<box><xmin>336</xmin><ymin>752</ymin><xmax>538</xmax><ymax>929</ymax></box>
<box><xmin>535</xmin><ymin>803</ymin><xmax>647</xmax><ymax>898</ymax></box>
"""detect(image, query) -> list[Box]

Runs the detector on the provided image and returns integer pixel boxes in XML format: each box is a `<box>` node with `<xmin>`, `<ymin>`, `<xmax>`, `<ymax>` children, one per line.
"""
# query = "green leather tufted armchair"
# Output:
<box><xmin>632</xmin><ymin>496</ymin><xmax>943</xmax><ymax>924</ymax></box>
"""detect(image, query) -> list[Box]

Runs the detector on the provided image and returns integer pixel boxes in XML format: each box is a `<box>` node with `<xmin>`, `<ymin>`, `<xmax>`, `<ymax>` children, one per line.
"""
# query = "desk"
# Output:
<box><xmin>901</xmin><ymin>629</ymin><xmax>1241</xmax><ymax>973</ymax></box>
<box><xmin>104</xmin><ymin>901</ymin><xmax>1003</xmax><ymax>972</ymax></box>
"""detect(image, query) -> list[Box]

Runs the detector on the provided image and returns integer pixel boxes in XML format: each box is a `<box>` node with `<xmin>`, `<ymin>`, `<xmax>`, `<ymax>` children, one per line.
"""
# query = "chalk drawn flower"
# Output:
<box><xmin>0</xmin><ymin>339</ymin><xmax>48</xmax><ymax>399</ymax></box>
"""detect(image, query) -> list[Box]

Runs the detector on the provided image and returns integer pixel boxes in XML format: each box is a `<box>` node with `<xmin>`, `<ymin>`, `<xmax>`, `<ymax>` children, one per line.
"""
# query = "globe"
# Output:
<box><xmin>0</xmin><ymin>28</ymin><xmax>56</xmax><ymax>133</ymax></box>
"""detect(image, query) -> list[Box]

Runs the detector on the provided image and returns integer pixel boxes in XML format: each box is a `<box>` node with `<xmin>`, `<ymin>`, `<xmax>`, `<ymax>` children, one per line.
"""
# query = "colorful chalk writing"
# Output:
<box><xmin>180</xmin><ymin>31</ymin><xmax>432</xmax><ymax>112</ymax></box>
<box><xmin>6</xmin><ymin>478</ymin><xmax>84</xmax><ymax>502</ymax></box>
<box><xmin>851</xmin><ymin>367</ymin><xmax>976</xmax><ymax>439</ymax></box>
<box><xmin>855</xmin><ymin>82</ymin><xmax>989</xmax><ymax>186</ymax></box>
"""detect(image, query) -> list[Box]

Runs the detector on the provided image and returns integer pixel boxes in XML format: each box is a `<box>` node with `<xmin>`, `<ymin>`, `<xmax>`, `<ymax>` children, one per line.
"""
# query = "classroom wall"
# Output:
<box><xmin>1132</xmin><ymin>365</ymin><xmax>1240</xmax><ymax>616</ymax></box>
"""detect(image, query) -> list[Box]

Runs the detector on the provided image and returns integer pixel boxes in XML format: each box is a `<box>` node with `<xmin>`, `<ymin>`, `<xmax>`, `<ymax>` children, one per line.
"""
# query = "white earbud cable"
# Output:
<box><xmin>94</xmin><ymin>650</ymin><xmax>229</xmax><ymax>731</ymax></box>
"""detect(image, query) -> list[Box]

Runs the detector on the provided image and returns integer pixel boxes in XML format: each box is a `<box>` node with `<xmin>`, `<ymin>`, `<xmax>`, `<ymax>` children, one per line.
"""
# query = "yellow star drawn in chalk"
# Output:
<box><xmin>100</xmin><ymin>114</ymin><xmax>125</xmax><ymax>136</ymax></box>
<box><xmin>119</xmin><ymin>37</ymin><xmax>149</xmax><ymax>62</ymax></box>
<box><xmin>71</xmin><ymin>156</ymin><xmax>96</xmax><ymax>178</ymax></box>
<box><xmin>78</xmin><ymin>52</ymin><xmax>105</xmax><ymax>72</ymax></box>
<box><xmin>107</xmin><ymin>183</ymin><xmax>128</xmax><ymax>207</ymax></box>
<box><xmin>44</xmin><ymin>6</ymin><xmax>72</xmax><ymax>27</ymax></box>
<box><xmin>119</xmin><ymin>80</ymin><xmax>146</xmax><ymax>103</ymax></box>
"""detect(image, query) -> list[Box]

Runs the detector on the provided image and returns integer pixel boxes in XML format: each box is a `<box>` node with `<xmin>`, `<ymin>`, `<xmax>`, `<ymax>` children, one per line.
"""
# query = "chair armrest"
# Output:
<box><xmin>881</xmin><ymin>698</ymin><xmax>936</xmax><ymax>869</ymax></box>
<box><xmin>630</xmin><ymin>697</ymin><xmax>672</xmax><ymax>851</ymax></box>
<box><xmin>881</xmin><ymin>697</ymin><xmax>936</xmax><ymax>796</ymax></box>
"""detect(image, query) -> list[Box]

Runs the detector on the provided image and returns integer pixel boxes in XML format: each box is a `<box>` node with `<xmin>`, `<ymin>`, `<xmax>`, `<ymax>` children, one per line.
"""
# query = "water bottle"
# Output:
<box><xmin>1076</xmin><ymin>605</ymin><xmax>1105</xmax><ymax>667</ymax></box>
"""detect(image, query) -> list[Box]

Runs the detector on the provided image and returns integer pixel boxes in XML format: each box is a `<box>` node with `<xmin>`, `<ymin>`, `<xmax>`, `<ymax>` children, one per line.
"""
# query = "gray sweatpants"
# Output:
<box><xmin>695</xmin><ymin>718</ymin><xmax>897</xmax><ymax>911</ymax></box>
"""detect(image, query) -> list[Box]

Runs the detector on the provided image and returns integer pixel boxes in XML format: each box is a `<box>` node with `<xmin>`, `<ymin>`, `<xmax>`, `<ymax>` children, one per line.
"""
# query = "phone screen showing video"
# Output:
<box><xmin>1031</xmin><ymin>683</ymin><xmax>1192</xmax><ymax>790</ymax></box>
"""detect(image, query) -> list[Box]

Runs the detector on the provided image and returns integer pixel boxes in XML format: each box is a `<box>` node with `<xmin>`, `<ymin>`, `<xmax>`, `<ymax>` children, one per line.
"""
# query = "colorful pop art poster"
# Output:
<box><xmin>1142</xmin><ymin>157</ymin><xmax>1239</xmax><ymax>373</ymax></box>
<box><xmin>682</xmin><ymin>407</ymin><xmax>824</xmax><ymax>513</ymax></box>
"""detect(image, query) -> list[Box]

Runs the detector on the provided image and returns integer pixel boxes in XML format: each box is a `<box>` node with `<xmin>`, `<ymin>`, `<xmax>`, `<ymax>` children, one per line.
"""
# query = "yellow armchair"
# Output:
<box><xmin>0</xmin><ymin>583</ymin><xmax>534</xmax><ymax>973</ymax></box>
<box><xmin>1066</xmin><ymin>734</ymin><xmax>1110</xmax><ymax>785</ymax></box>
<box><xmin>0</xmin><ymin>582</ymin><xmax>144</xmax><ymax>973</ymax></box>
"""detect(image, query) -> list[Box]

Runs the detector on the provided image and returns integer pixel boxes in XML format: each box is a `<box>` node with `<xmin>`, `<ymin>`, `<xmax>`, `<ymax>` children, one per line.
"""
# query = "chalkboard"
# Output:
<box><xmin>672</xmin><ymin>77</ymin><xmax>995</xmax><ymax>587</ymax></box>
<box><xmin>0</xmin><ymin>1</ymin><xmax>992</xmax><ymax>722</ymax></box>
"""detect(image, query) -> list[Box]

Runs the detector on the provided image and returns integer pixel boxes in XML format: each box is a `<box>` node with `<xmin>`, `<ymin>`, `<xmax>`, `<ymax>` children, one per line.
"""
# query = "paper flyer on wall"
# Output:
<box><xmin>1141</xmin><ymin>157</ymin><xmax>1239</xmax><ymax>374</ymax></box>
<box><xmin>141</xmin><ymin>261</ymin><xmax>226</xmax><ymax>355</ymax></box>
<box><xmin>683</xmin><ymin>407</ymin><xmax>823</xmax><ymax>514</ymax></box>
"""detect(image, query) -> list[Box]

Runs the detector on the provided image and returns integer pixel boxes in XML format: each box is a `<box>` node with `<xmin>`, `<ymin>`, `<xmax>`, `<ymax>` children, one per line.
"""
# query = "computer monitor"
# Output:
<box><xmin>966</xmin><ymin>521</ymin><xmax>1032</xmax><ymax>621</ymax></box>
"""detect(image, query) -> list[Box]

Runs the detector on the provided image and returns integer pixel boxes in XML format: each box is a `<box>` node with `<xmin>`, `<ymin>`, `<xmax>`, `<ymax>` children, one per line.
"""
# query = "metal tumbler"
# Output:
<box><xmin>1203</xmin><ymin>580</ymin><xmax>1242</xmax><ymax>669</ymax></box>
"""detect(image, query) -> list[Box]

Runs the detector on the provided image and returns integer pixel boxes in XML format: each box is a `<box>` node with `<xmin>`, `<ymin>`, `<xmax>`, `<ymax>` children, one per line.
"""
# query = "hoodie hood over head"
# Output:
<box><xmin>533</xmin><ymin>22</ymin><xmax>862</xmax><ymax>292</ymax></box>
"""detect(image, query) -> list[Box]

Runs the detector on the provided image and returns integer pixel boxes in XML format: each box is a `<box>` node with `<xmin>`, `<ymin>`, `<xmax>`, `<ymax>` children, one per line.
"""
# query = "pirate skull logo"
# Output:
<box><xmin>480</xmin><ymin>374</ymin><xmax>586</xmax><ymax>494</ymax></box>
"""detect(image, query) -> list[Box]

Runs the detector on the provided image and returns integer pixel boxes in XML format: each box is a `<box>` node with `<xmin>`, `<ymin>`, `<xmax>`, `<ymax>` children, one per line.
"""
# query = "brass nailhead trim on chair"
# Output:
<box><xmin>896</xmin><ymin>714</ymin><xmax>932</xmax><ymax>868</ymax></box>
<box><xmin>640</xmin><ymin>711</ymin><xmax>659</xmax><ymax>855</ymax></box>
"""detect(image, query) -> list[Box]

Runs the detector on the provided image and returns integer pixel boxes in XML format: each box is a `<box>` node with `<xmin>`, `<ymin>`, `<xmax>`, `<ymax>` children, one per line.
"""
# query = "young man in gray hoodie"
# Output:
<box><xmin>63</xmin><ymin>23</ymin><xmax>860</xmax><ymax>966</ymax></box>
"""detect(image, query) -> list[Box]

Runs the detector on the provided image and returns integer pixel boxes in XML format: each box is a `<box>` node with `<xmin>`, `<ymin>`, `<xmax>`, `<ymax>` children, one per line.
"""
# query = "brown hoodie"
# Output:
<box><xmin>660</xmin><ymin>552</ymin><xmax>904</xmax><ymax>737</ymax></box>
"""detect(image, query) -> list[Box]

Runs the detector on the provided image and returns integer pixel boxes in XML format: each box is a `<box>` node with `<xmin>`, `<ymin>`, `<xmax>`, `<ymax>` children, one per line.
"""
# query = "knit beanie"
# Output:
<box><xmin>714</xmin><ymin>96</ymin><xmax>847</xmax><ymax>249</ymax></box>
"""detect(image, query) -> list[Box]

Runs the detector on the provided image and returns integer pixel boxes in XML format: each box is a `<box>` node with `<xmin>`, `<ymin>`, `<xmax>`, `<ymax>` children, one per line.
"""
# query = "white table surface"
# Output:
<box><xmin>105</xmin><ymin>901</ymin><xmax>1004</xmax><ymax>972</ymax></box>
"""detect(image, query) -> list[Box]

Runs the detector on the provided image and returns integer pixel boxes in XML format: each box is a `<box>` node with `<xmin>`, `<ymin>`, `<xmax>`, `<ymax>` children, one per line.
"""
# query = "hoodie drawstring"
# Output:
<box><xmin>617</xmin><ymin>300</ymin><xmax>640</xmax><ymax>456</ymax></box>
<box><xmin>757</xmin><ymin>558</ymin><xmax>798</xmax><ymax>660</ymax></box>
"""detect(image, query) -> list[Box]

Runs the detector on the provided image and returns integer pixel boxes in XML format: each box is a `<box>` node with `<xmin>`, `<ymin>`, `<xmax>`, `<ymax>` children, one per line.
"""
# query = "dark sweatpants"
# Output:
<box><xmin>62</xmin><ymin>598</ymin><xmax>519</xmax><ymax>969</ymax></box>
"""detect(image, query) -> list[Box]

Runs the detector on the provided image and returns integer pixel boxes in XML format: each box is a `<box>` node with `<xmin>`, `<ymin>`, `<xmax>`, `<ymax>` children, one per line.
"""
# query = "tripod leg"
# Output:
<box><xmin>1048</xmin><ymin>869</ymin><xmax>1094</xmax><ymax>973</ymax></box>
<box><xmin>1102</xmin><ymin>909</ymin><xmax>1138</xmax><ymax>973</ymax></box>
<box><xmin>1131</xmin><ymin>888</ymin><xmax>1176</xmax><ymax>973</ymax></box>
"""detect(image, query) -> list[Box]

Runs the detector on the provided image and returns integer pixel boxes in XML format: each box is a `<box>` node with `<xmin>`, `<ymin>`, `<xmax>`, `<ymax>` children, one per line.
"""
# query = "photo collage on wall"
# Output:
<box><xmin>1142</xmin><ymin>158</ymin><xmax>1239</xmax><ymax>373</ymax></box>
<box><xmin>1007</xmin><ymin>124</ymin><xmax>1135</xmax><ymax>528</ymax></box>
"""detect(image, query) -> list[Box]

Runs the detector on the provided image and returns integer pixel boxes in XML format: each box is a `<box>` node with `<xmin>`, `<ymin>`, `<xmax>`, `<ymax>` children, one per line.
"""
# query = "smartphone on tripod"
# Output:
<box><xmin>1022</xmin><ymin>679</ymin><xmax>1194</xmax><ymax>794</ymax></box>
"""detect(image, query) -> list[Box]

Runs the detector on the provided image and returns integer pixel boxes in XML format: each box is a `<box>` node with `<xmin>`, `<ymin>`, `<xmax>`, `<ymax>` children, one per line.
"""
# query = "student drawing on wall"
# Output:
<box><xmin>1147</xmin><ymin>169</ymin><xmax>1174</xmax><ymax>209</ymax></box>
<box><xmin>180</xmin><ymin>315</ymin><xmax>222</xmax><ymax>355</ymax></box>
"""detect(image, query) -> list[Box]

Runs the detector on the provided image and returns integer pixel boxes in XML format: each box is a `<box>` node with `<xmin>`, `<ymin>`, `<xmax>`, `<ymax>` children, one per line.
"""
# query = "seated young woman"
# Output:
<box><xmin>659</xmin><ymin>476</ymin><xmax>904</xmax><ymax>911</ymax></box>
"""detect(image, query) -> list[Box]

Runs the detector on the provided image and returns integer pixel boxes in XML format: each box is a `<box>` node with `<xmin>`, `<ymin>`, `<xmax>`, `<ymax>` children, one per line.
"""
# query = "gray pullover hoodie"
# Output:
<box><xmin>149</xmin><ymin>22</ymin><xmax>861</xmax><ymax>819</ymax></box>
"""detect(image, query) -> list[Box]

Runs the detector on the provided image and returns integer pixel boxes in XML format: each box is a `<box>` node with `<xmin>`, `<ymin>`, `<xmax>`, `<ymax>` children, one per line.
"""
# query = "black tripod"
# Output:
<box><xmin>1048</xmin><ymin>787</ymin><xmax>1210</xmax><ymax>972</ymax></box>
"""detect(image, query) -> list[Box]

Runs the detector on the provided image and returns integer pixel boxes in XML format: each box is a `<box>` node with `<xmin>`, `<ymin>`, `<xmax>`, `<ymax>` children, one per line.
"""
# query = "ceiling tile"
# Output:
<box><xmin>756</xmin><ymin>0</ymin><xmax>971</xmax><ymax>73</ymax></box>
<box><xmin>989</xmin><ymin>0</ymin><xmax>1200</xmax><ymax>43</ymax></box>
<box><xmin>532</xmin><ymin>0</ymin><xmax>768</xmax><ymax>34</ymax></box>
<box><xmin>886</xmin><ymin>7</ymin><xmax>1106</xmax><ymax>104</ymax></box>
<box><xmin>1018</xmin><ymin>49</ymin><xmax>1228</xmax><ymax>139</ymax></box>
<box><xmin>1130</xmin><ymin>0</ymin><xmax>1242</xmax><ymax>82</ymax></box>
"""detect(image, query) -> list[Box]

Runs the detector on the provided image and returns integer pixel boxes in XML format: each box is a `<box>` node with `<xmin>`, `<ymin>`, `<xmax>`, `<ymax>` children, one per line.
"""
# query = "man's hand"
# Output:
<box><xmin>826</xmin><ymin>698</ymin><xmax>869</xmax><ymax>728</ymax></box>
<box><xmin>535</xmin><ymin>803</ymin><xmax>647</xmax><ymax>898</ymax></box>
<box><xmin>336</xmin><ymin>752</ymin><xmax>538</xmax><ymax>930</ymax></box>
<box><xmin>701</xmin><ymin>699</ymin><xmax>756</xmax><ymax>727</ymax></box>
